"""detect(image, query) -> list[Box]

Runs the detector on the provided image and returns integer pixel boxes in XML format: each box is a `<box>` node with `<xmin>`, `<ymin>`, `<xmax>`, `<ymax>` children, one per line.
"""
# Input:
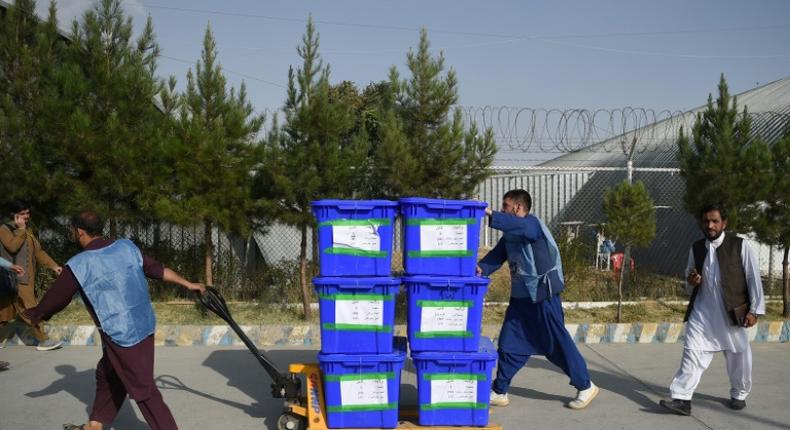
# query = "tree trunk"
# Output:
<box><xmin>767</xmin><ymin>245</ymin><xmax>774</xmax><ymax>293</ymax></box>
<box><xmin>153</xmin><ymin>220</ymin><xmax>161</xmax><ymax>249</ymax></box>
<box><xmin>783</xmin><ymin>246</ymin><xmax>789</xmax><ymax>318</ymax></box>
<box><xmin>616</xmin><ymin>272</ymin><xmax>623</xmax><ymax>323</ymax></box>
<box><xmin>107</xmin><ymin>200</ymin><xmax>118</xmax><ymax>239</ymax></box>
<box><xmin>312</xmin><ymin>225</ymin><xmax>319</xmax><ymax>275</ymax></box>
<box><xmin>299</xmin><ymin>224</ymin><xmax>312</xmax><ymax>320</ymax></box>
<box><xmin>204</xmin><ymin>220</ymin><xmax>213</xmax><ymax>286</ymax></box>
<box><xmin>109</xmin><ymin>218</ymin><xmax>118</xmax><ymax>239</ymax></box>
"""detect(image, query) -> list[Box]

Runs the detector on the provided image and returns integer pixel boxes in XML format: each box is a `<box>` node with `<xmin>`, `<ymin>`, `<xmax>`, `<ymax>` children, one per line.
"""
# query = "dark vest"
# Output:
<box><xmin>683</xmin><ymin>234</ymin><xmax>749</xmax><ymax>326</ymax></box>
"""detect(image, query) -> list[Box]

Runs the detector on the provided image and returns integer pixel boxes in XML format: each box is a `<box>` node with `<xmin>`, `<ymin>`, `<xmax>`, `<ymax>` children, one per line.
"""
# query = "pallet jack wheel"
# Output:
<box><xmin>276</xmin><ymin>412</ymin><xmax>307</xmax><ymax>430</ymax></box>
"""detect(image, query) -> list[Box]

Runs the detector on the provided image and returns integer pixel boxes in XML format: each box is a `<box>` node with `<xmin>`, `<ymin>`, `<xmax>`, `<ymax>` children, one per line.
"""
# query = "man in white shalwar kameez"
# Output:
<box><xmin>660</xmin><ymin>204</ymin><xmax>765</xmax><ymax>416</ymax></box>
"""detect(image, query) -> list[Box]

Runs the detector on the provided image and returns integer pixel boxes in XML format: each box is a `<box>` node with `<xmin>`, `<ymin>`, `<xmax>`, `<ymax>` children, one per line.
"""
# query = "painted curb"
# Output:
<box><xmin>1</xmin><ymin>321</ymin><xmax>788</xmax><ymax>347</ymax></box>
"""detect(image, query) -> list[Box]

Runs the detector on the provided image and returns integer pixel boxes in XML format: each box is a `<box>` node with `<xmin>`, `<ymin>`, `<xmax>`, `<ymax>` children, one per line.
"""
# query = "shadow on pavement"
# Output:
<box><xmin>507</xmin><ymin>352</ymin><xmax>790</xmax><ymax>429</ymax></box>
<box><xmin>157</xmin><ymin>348</ymin><xmax>317</xmax><ymax>426</ymax></box>
<box><xmin>159</xmin><ymin>348</ymin><xmax>426</xmax><ymax>426</ymax></box>
<box><xmin>502</xmin><ymin>353</ymin><xmax>666</xmax><ymax>411</ymax></box>
<box><xmin>25</xmin><ymin>364</ymin><xmax>147</xmax><ymax>429</ymax></box>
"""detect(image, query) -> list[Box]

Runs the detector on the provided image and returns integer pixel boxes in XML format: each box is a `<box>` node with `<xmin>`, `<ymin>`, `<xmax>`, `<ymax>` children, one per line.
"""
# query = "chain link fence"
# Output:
<box><xmin>476</xmin><ymin>167</ymin><xmax>786</xmax><ymax>297</ymax></box>
<box><xmin>31</xmin><ymin>166</ymin><xmax>786</xmax><ymax>301</ymax></box>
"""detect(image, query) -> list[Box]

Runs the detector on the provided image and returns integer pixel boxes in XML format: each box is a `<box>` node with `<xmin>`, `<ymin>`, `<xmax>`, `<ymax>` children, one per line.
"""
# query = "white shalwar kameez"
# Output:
<box><xmin>669</xmin><ymin>232</ymin><xmax>765</xmax><ymax>401</ymax></box>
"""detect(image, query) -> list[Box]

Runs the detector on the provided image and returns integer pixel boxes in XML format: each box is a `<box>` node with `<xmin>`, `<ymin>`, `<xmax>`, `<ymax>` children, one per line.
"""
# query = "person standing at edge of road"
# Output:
<box><xmin>24</xmin><ymin>211</ymin><xmax>205</xmax><ymax>430</ymax></box>
<box><xmin>477</xmin><ymin>189</ymin><xmax>599</xmax><ymax>410</ymax></box>
<box><xmin>660</xmin><ymin>203</ymin><xmax>765</xmax><ymax>416</ymax></box>
<box><xmin>0</xmin><ymin>201</ymin><xmax>63</xmax><ymax>351</ymax></box>
<box><xmin>0</xmin><ymin>255</ymin><xmax>24</xmax><ymax>369</ymax></box>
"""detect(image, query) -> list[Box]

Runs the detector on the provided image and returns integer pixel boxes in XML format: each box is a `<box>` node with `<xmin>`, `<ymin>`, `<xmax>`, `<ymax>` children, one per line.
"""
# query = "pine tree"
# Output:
<box><xmin>602</xmin><ymin>180</ymin><xmax>656</xmax><ymax>322</ymax></box>
<box><xmin>0</xmin><ymin>0</ymin><xmax>64</xmax><ymax>224</ymax></box>
<box><xmin>154</xmin><ymin>25</ymin><xmax>264</xmax><ymax>286</ymax></box>
<box><xmin>379</xmin><ymin>28</ymin><xmax>496</xmax><ymax>198</ymax></box>
<box><xmin>677</xmin><ymin>74</ymin><xmax>771</xmax><ymax>232</ymax></box>
<box><xmin>48</xmin><ymin>0</ymin><xmax>168</xmax><ymax>236</ymax></box>
<box><xmin>255</xmin><ymin>17</ymin><xmax>369</xmax><ymax>319</ymax></box>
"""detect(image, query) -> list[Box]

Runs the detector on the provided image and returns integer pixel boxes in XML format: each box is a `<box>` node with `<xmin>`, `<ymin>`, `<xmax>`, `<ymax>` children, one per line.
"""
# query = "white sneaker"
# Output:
<box><xmin>568</xmin><ymin>382</ymin><xmax>599</xmax><ymax>409</ymax></box>
<box><xmin>35</xmin><ymin>339</ymin><xmax>63</xmax><ymax>351</ymax></box>
<box><xmin>489</xmin><ymin>391</ymin><xmax>509</xmax><ymax>407</ymax></box>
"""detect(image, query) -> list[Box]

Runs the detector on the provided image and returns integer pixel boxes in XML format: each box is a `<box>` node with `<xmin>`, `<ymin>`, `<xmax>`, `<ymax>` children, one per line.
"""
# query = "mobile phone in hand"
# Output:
<box><xmin>688</xmin><ymin>268</ymin><xmax>701</xmax><ymax>285</ymax></box>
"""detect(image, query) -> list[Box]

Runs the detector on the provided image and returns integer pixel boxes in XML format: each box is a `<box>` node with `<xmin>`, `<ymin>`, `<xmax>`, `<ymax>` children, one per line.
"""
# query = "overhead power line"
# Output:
<box><xmin>159</xmin><ymin>54</ymin><xmax>286</xmax><ymax>89</ymax></box>
<box><xmin>141</xmin><ymin>3</ymin><xmax>790</xmax><ymax>41</ymax></box>
<box><xmin>139</xmin><ymin>3</ymin><xmax>790</xmax><ymax>59</ymax></box>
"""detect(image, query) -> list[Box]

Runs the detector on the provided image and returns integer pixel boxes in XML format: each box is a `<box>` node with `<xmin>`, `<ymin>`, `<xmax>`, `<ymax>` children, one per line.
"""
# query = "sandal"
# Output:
<box><xmin>63</xmin><ymin>425</ymin><xmax>85</xmax><ymax>430</ymax></box>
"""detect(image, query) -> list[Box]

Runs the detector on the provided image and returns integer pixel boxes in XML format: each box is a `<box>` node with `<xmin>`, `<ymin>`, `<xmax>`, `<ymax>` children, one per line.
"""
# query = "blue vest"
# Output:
<box><xmin>505</xmin><ymin>217</ymin><xmax>565</xmax><ymax>302</ymax></box>
<box><xmin>67</xmin><ymin>239</ymin><xmax>156</xmax><ymax>347</ymax></box>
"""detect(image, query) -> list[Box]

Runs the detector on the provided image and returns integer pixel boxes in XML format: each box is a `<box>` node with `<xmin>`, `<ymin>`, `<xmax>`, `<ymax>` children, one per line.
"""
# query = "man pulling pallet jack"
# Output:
<box><xmin>26</xmin><ymin>211</ymin><xmax>502</xmax><ymax>429</ymax></box>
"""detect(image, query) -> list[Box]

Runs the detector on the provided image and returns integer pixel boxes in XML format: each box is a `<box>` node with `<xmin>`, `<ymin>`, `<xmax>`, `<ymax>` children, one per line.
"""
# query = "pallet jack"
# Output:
<box><xmin>196</xmin><ymin>287</ymin><xmax>503</xmax><ymax>430</ymax></box>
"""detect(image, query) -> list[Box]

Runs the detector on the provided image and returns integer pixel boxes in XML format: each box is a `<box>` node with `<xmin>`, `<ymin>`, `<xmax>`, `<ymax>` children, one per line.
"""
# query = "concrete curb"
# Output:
<box><xmin>2</xmin><ymin>321</ymin><xmax>788</xmax><ymax>347</ymax></box>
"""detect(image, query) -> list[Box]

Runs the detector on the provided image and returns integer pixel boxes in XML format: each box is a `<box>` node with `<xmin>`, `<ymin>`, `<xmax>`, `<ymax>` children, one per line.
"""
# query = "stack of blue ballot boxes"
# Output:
<box><xmin>399</xmin><ymin>197</ymin><xmax>497</xmax><ymax>426</ymax></box>
<box><xmin>311</xmin><ymin>200</ymin><xmax>404</xmax><ymax>429</ymax></box>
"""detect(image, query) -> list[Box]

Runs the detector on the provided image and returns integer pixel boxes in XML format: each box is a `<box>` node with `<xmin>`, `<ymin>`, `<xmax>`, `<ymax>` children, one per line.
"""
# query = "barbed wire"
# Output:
<box><xmin>458</xmin><ymin>106</ymin><xmax>790</xmax><ymax>154</ymax></box>
<box><xmin>253</xmin><ymin>105</ymin><xmax>789</xmax><ymax>154</ymax></box>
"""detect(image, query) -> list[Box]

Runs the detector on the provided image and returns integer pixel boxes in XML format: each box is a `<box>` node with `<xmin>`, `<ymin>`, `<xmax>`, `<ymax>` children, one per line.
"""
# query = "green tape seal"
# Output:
<box><xmin>324</xmin><ymin>247</ymin><xmax>388</xmax><ymax>257</ymax></box>
<box><xmin>327</xmin><ymin>403</ymin><xmax>398</xmax><ymax>412</ymax></box>
<box><xmin>405</xmin><ymin>218</ymin><xmax>477</xmax><ymax>226</ymax></box>
<box><xmin>422</xmin><ymin>373</ymin><xmax>487</xmax><ymax>381</ymax></box>
<box><xmin>417</xmin><ymin>300</ymin><xmax>473</xmax><ymax>307</ymax></box>
<box><xmin>320</xmin><ymin>294</ymin><xmax>394</xmax><ymax>301</ymax></box>
<box><xmin>319</xmin><ymin>218</ymin><xmax>391</xmax><ymax>227</ymax></box>
<box><xmin>322</xmin><ymin>323</ymin><xmax>393</xmax><ymax>332</ymax></box>
<box><xmin>415</xmin><ymin>331</ymin><xmax>472</xmax><ymax>338</ymax></box>
<box><xmin>325</xmin><ymin>372</ymin><xmax>395</xmax><ymax>381</ymax></box>
<box><xmin>407</xmin><ymin>250</ymin><xmax>474</xmax><ymax>258</ymax></box>
<box><xmin>420</xmin><ymin>402</ymin><xmax>488</xmax><ymax>410</ymax></box>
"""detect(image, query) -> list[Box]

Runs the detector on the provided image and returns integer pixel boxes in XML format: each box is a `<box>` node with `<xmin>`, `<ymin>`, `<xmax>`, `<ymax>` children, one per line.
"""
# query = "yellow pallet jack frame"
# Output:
<box><xmin>282</xmin><ymin>363</ymin><xmax>502</xmax><ymax>430</ymax></box>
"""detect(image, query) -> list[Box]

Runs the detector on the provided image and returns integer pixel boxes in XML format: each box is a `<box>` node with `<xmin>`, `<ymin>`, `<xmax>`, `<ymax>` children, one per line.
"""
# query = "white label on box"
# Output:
<box><xmin>420</xmin><ymin>306</ymin><xmax>468</xmax><ymax>332</ymax></box>
<box><xmin>430</xmin><ymin>379</ymin><xmax>477</xmax><ymax>404</ymax></box>
<box><xmin>332</xmin><ymin>225</ymin><xmax>381</xmax><ymax>252</ymax></box>
<box><xmin>420</xmin><ymin>224</ymin><xmax>467</xmax><ymax>251</ymax></box>
<box><xmin>335</xmin><ymin>300</ymin><xmax>384</xmax><ymax>326</ymax></box>
<box><xmin>340</xmin><ymin>378</ymin><xmax>389</xmax><ymax>406</ymax></box>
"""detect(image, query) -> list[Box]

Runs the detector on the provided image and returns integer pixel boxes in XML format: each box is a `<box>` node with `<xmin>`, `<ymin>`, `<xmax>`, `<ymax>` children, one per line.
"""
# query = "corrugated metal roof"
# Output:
<box><xmin>0</xmin><ymin>0</ymin><xmax>73</xmax><ymax>42</ymax></box>
<box><xmin>542</xmin><ymin>77</ymin><xmax>790</xmax><ymax>168</ymax></box>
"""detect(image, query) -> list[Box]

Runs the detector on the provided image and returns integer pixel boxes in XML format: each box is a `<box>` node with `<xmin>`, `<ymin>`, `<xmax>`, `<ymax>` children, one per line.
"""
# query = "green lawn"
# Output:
<box><xmin>46</xmin><ymin>299</ymin><xmax>787</xmax><ymax>326</ymax></box>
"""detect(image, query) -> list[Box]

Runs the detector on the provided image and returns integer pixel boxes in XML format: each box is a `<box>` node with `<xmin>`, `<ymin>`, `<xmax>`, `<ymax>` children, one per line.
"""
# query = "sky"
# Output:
<box><xmin>29</xmin><ymin>0</ymin><xmax>790</xmax><ymax>163</ymax></box>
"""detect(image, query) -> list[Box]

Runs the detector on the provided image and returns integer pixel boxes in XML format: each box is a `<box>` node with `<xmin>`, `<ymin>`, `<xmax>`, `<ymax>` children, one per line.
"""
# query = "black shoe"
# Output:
<box><xmin>660</xmin><ymin>398</ymin><xmax>692</xmax><ymax>416</ymax></box>
<box><xmin>729</xmin><ymin>398</ymin><xmax>746</xmax><ymax>410</ymax></box>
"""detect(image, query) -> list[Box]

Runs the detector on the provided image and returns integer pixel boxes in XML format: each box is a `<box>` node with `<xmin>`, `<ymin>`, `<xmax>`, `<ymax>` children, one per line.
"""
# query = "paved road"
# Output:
<box><xmin>1</xmin><ymin>343</ymin><xmax>788</xmax><ymax>430</ymax></box>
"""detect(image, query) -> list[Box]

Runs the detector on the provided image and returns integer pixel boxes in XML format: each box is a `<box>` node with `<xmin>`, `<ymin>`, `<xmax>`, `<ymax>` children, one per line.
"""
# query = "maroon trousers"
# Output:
<box><xmin>90</xmin><ymin>334</ymin><xmax>177</xmax><ymax>430</ymax></box>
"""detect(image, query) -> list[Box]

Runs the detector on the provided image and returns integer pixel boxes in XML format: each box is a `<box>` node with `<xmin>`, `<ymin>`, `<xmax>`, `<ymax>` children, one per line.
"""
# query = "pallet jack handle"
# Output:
<box><xmin>196</xmin><ymin>286</ymin><xmax>302</xmax><ymax>400</ymax></box>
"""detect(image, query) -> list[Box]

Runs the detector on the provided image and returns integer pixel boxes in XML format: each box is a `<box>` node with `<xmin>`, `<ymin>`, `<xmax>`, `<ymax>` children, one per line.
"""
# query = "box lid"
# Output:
<box><xmin>318</xmin><ymin>337</ymin><xmax>407</xmax><ymax>363</ymax></box>
<box><xmin>313</xmin><ymin>276</ymin><xmax>402</xmax><ymax>287</ymax></box>
<box><xmin>311</xmin><ymin>199</ymin><xmax>398</xmax><ymax>208</ymax></box>
<box><xmin>410</xmin><ymin>336</ymin><xmax>497</xmax><ymax>360</ymax></box>
<box><xmin>401</xmin><ymin>275</ymin><xmax>489</xmax><ymax>286</ymax></box>
<box><xmin>399</xmin><ymin>197</ymin><xmax>488</xmax><ymax>209</ymax></box>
